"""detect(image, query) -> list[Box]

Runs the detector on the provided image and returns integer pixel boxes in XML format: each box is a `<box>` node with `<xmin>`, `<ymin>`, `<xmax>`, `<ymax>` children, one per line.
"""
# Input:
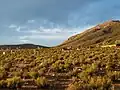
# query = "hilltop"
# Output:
<box><xmin>59</xmin><ymin>20</ymin><xmax>120</xmax><ymax>48</ymax></box>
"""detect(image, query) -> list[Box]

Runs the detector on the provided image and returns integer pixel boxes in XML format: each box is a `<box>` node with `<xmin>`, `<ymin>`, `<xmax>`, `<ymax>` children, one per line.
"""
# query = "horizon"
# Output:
<box><xmin>0</xmin><ymin>0</ymin><xmax>120</xmax><ymax>46</ymax></box>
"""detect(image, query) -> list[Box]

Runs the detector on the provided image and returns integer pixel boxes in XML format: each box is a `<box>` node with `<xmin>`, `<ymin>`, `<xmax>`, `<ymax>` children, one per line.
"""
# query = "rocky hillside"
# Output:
<box><xmin>60</xmin><ymin>20</ymin><xmax>120</xmax><ymax>48</ymax></box>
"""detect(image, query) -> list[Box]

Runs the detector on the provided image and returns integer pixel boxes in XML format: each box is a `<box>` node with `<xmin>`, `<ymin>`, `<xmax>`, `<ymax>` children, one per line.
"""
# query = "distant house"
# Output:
<box><xmin>95</xmin><ymin>26</ymin><xmax>101</xmax><ymax>31</ymax></box>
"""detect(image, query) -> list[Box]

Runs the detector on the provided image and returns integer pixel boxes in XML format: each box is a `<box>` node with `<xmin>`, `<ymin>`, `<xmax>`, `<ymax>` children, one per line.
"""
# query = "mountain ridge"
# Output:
<box><xmin>0</xmin><ymin>43</ymin><xmax>48</xmax><ymax>49</ymax></box>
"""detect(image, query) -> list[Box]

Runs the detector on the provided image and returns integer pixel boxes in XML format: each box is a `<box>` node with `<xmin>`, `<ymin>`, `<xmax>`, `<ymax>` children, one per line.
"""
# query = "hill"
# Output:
<box><xmin>59</xmin><ymin>20</ymin><xmax>120</xmax><ymax>48</ymax></box>
<box><xmin>0</xmin><ymin>44</ymin><xmax>48</xmax><ymax>49</ymax></box>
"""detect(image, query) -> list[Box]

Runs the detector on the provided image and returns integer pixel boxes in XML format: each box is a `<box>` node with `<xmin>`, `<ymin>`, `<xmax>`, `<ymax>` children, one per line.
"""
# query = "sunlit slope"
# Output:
<box><xmin>59</xmin><ymin>20</ymin><xmax>120</xmax><ymax>47</ymax></box>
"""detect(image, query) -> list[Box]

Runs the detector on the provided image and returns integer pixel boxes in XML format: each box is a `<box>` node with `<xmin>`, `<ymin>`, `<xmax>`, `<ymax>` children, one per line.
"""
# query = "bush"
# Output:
<box><xmin>28</xmin><ymin>72</ymin><xmax>39</xmax><ymax>79</ymax></box>
<box><xmin>0</xmin><ymin>80</ymin><xmax>7</xmax><ymax>88</ymax></box>
<box><xmin>12</xmin><ymin>72</ymin><xmax>21</xmax><ymax>77</ymax></box>
<box><xmin>6</xmin><ymin>76</ymin><xmax>23</xmax><ymax>88</ymax></box>
<box><xmin>67</xmin><ymin>82</ymin><xmax>82</xmax><ymax>90</ymax></box>
<box><xmin>35</xmin><ymin>77</ymin><xmax>49</xmax><ymax>88</ymax></box>
<box><xmin>0</xmin><ymin>67</ymin><xmax>7</xmax><ymax>79</ymax></box>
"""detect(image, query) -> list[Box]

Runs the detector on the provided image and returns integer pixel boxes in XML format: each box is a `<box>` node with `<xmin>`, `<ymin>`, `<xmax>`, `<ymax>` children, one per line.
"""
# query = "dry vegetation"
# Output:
<box><xmin>0</xmin><ymin>46</ymin><xmax>120</xmax><ymax>89</ymax></box>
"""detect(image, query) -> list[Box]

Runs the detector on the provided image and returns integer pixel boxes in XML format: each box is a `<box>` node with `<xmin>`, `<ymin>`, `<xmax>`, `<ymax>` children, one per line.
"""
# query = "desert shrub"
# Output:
<box><xmin>35</xmin><ymin>77</ymin><xmax>49</xmax><ymax>88</ymax></box>
<box><xmin>22</xmin><ymin>72</ymin><xmax>30</xmax><ymax>79</ymax></box>
<box><xmin>3</xmin><ymin>63</ymin><xmax>12</xmax><ymax>71</ymax></box>
<box><xmin>28</xmin><ymin>72</ymin><xmax>39</xmax><ymax>79</ymax></box>
<box><xmin>38</xmin><ymin>67</ymin><xmax>46</xmax><ymax>76</ymax></box>
<box><xmin>51</xmin><ymin>60</ymin><xmax>66</xmax><ymax>72</ymax></box>
<box><xmin>67</xmin><ymin>82</ymin><xmax>82</xmax><ymax>90</ymax></box>
<box><xmin>0</xmin><ymin>80</ymin><xmax>7</xmax><ymax>88</ymax></box>
<box><xmin>64</xmin><ymin>63</ymin><xmax>70</xmax><ymax>70</ymax></box>
<box><xmin>12</xmin><ymin>72</ymin><xmax>21</xmax><ymax>77</ymax></box>
<box><xmin>29</xmin><ymin>62</ymin><xmax>36</xmax><ymax>67</ymax></box>
<box><xmin>6</xmin><ymin>76</ymin><xmax>23</xmax><ymax>88</ymax></box>
<box><xmin>87</xmin><ymin>76</ymin><xmax>112</xmax><ymax>90</ymax></box>
<box><xmin>0</xmin><ymin>67</ymin><xmax>7</xmax><ymax>79</ymax></box>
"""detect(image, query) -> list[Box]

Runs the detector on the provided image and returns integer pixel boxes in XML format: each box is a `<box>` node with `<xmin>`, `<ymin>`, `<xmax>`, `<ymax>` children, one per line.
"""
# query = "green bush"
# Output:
<box><xmin>28</xmin><ymin>72</ymin><xmax>39</xmax><ymax>79</ymax></box>
<box><xmin>35</xmin><ymin>77</ymin><xmax>48</xmax><ymax>88</ymax></box>
<box><xmin>6</xmin><ymin>76</ymin><xmax>23</xmax><ymax>88</ymax></box>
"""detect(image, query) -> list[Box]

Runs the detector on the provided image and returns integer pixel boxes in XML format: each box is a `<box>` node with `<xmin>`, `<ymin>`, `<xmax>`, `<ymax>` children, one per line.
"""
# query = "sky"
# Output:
<box><xmin>0</xmin><ymin>0</ymin><xmax>120</xmax><ymax>46</ymax></box>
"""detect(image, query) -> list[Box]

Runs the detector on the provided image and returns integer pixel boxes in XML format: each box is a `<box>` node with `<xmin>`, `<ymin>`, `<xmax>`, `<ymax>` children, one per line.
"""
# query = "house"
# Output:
<box><xmin>95</xmin><ymin>26</ymin><xmax>101</xmax><ymax>31</ymax></box>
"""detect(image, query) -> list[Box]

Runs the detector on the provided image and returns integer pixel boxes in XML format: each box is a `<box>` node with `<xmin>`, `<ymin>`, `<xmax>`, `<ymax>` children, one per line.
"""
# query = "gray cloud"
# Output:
<box><xmin>0</xmin><ymin>0</ymin><xmax>99</xmax><ymax>25</ymax></box>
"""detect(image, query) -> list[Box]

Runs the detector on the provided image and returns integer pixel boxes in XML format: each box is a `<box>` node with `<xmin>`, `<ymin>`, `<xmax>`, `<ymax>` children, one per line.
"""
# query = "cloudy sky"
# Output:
<box><xmin>0</xmin><ymin>0</ymin><xmax>120</xmax><ymax>46</ymax></box>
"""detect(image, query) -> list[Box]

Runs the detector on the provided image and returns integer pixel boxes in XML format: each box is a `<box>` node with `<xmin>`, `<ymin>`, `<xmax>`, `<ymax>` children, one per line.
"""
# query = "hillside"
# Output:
<box><xmin>0</xmin><ymin>44</ymin><xmax>48</xmax><ymax>49</ymax></box>
<box><xmin>60</xmin><ymin>20</ymin><xmax>120</xmax><ymax>48</ymax></box>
